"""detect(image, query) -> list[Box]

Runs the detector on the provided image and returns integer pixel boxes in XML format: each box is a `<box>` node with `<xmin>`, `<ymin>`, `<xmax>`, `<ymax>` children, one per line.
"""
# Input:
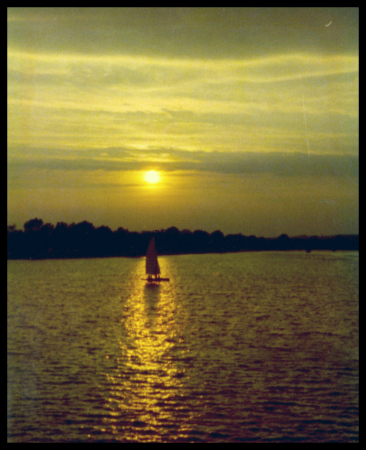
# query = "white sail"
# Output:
<box><xmin>146</xmin><ymin>237</ymin><xmax>161</xmax><ymax>275</ymax></box>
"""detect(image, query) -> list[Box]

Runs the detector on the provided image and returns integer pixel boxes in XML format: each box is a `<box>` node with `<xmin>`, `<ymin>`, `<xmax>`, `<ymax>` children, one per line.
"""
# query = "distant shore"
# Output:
<box><xmin>7</xmin><ymin>218</ymin><xmax>358</xmax><ymax>260</ymax></box>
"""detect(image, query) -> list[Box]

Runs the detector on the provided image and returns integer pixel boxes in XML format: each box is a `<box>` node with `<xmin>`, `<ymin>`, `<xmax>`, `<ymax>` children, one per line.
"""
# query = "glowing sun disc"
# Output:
<box><xmin>143</xmin><ymin>170</ymin><xmax>161</xmax><ymax>184</ymax></box>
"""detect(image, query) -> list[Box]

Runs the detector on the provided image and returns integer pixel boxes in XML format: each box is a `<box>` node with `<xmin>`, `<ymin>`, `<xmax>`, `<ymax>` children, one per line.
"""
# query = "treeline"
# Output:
<box><xmin>7</xmin><ymin>218</ymin><xmax>359</xmax><ymax>260</ymax></box>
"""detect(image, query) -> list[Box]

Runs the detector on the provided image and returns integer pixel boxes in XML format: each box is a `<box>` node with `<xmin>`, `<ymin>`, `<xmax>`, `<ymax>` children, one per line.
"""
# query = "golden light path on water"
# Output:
<box><xmin>98</xmin><ymin>257</ymin><xmax>194</xmax><ymax>441</ymax></box>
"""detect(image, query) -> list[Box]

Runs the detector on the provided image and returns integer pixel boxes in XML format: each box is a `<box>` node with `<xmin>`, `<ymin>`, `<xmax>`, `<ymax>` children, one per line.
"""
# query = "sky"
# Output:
<box><xmin>8</xmin><ymin>7</ymin><xmax>358</xmax><ymax>237</ymax></box>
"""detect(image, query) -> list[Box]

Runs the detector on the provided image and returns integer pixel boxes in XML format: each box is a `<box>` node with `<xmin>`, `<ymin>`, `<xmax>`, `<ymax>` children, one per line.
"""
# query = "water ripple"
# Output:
<box><xmin>8</xmin><ymin>253</ymin><xmax>359</xmax><ymax>442</ymax></box>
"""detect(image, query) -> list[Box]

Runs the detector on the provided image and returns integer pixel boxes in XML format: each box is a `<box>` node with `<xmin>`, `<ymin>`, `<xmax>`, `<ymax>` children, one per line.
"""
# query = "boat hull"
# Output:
<box><xmin>143</xmin><ymin>278</ymin><xmax>170</xmax><ymax>282</ymax></box>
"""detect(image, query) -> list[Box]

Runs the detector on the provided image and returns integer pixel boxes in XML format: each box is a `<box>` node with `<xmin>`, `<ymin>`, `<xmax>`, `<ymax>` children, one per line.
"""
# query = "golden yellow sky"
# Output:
<box><xmin>8</xmin><ymin>7</ymin><xmax>358</xmax><ymax>236</ymax></box>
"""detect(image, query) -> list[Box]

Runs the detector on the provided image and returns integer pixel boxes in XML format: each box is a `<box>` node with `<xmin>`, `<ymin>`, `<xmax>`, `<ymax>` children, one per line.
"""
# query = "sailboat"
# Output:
<box><xmin>144</xmin><ymin>237</ymin><xmax>169</xmax><ymax>282</ymax></box>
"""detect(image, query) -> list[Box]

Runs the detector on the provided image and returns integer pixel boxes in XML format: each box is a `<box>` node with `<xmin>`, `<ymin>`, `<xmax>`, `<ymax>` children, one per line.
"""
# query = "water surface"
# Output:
<box><xmin>8</xmin><ymin>251</ymin><xmax>359</xmax><ymax>442</ymax></box>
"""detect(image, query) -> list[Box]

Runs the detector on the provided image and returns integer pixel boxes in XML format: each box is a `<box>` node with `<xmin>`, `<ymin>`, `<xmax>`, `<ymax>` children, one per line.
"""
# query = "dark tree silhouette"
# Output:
<box><xmin>24</xmin><ymin>218</ymin><xmax>43</xmax><ymax>232</ymax></box>
<box><xmin>211</xmin><ymin>230</ymin><xmax>225</xmax><ymax>252</ymax></box>
<box><xmin>7</xmin><ymin>217</ymin><xmax>359</xmax><ymax>260</ymax></box>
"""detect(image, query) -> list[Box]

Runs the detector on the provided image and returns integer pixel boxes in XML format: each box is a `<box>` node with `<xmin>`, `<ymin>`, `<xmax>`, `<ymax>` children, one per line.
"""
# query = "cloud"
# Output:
<box><xmin>8</xmin><ymin>146</ymin><xmax>358</xmax><ymax>179</ymax></box>
<box><xmin>8</xmin><ymin>8</ymin><xmax>358</xmax><ymax>59</ymax></box>
<box><xmin>8</xmin><ymin>49</ymin><xmax>358</xmax><ymax>142</ymax></box>
<box><xmin>8</xmin><ymin>49</ymin><xmax>358</xmax><ymax>89</ymax></box>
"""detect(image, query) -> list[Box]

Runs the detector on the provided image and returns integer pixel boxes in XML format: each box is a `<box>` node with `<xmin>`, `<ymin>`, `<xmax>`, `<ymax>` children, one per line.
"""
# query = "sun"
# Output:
<box><xmin>143</xmin><ymin>170</ymin><xmax>161</xmax><ymax>185</ymax></box>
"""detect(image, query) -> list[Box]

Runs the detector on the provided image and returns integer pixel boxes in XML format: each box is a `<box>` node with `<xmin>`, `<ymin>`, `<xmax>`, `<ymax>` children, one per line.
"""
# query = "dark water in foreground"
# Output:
<box><xmin>8</xmin><ymin>251</ymin><xmax>358</xmax><ymax>442</ymax></box>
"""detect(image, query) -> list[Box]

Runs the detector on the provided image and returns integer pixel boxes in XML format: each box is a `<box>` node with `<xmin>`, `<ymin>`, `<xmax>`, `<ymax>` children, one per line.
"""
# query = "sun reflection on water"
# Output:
<box><xmin>101</xmin><ymin>257</ymin><xmax>192</xmax><ymax>441</ymax></box>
